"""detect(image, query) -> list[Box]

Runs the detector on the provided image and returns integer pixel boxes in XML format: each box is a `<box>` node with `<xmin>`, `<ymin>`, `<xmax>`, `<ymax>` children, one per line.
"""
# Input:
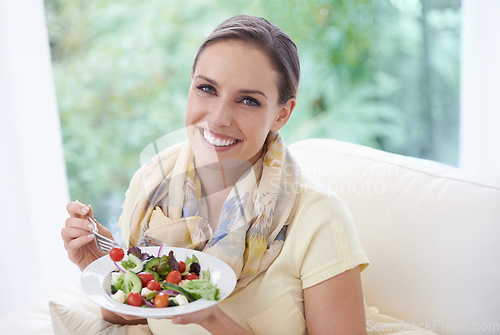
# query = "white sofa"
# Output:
<box><xmin>290</xmin><ymin>139</ymin><xmax>500</xmax><ymax>335</ymax></box>
<box><xmin>2</xmin><ymin>138</ymin><xmax>499</xmax><ymax>334</ymax></box>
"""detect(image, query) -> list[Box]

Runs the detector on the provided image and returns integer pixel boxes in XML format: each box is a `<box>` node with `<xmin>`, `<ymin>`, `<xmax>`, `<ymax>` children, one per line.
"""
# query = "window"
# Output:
<box><xmin>45</xmin><ymin>0</ymin><xmax>462</xmax><ymax>227</ymax></box>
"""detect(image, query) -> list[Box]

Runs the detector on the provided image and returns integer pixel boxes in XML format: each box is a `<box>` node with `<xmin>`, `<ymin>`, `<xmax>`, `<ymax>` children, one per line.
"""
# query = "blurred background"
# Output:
<box><xmin>2</xmin><ymin>0</ymin><xmax>499</xmax><ymax>318</ymax></box>
<box><xmin>45</xmin><ymin>0</ymin><xmax>462</xmax><ymax>229</ymax></box>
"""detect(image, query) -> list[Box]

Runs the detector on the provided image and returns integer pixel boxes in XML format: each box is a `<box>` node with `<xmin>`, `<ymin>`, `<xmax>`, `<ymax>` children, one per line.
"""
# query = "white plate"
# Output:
<box><xmin>81</xmin><ymin>246</ymin><xmax>237</xmax><ymax>318</ymax></box>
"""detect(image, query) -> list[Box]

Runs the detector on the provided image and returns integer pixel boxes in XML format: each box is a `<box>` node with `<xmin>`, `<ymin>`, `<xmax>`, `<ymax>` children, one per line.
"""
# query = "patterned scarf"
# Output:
<box><xmin>118</xmin><ymin>132</ymin><xmax>299</xmax><ymax>289</ymax></box>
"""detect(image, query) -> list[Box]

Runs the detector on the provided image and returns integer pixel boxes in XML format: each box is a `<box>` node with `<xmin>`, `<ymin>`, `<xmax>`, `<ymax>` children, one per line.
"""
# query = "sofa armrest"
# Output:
<box><xmin>290</xmin><ymin>138</ymin><xmax>500</xmax><ymax>334</ymax></box>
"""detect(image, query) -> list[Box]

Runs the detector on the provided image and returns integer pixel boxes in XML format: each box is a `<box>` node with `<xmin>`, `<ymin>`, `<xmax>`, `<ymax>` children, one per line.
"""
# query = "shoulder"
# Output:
<box><xmin>291</xmin><ymin>173</ymin><xmax>353</xmax><ymax>226</ymax></box>
<box><xmin>284</xmin><ymin>173</ymin><xmax>369</xmax><ymax>288</ymax></box>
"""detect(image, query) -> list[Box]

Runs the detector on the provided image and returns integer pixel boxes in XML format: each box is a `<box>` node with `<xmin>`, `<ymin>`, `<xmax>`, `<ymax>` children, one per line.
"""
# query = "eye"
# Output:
<box><xmin>241</xmin><ymin>96</ymin><xmax>261</xmax><ymax>107</ymax></box>
<box><xmin>197</xmin><ymin>84</ymin><xmax>216</xmax><ymax>95</ymax></box>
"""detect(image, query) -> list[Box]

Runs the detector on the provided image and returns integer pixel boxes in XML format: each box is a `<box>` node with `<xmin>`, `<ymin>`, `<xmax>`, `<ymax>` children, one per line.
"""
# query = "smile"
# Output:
<box><xmin>202</xmin><ymin>129</ymin><xmax>238</xmax><ymax>147</ymax></box>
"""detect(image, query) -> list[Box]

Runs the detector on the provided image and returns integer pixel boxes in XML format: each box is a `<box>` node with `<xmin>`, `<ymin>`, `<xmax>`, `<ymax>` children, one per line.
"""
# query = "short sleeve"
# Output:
<box><xmin>292</xmin><ymin>178</ymin><xmax>370</xmax><ymax>289</ymax></box>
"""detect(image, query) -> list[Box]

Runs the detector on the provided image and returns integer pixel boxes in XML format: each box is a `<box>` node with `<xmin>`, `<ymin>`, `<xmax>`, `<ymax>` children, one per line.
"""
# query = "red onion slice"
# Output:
<box><xmin>113</xmin><ymin>260</ymin><xmax>126</xmax><ymax>273</ymax></box>
<box><xmin>157</xmin><ymin>243</ymin><xmax>165</xmax><ymax>257</ymax></box>
<box><xmin>160</xmin><ymin>289</ymin><xmax>180</xmax><ymax>296</ymax></box>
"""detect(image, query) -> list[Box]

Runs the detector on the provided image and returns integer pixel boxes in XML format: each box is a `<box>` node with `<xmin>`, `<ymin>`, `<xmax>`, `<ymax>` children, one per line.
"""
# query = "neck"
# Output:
<box><xmin>195</xmin><ymin>159</ymin><xmax>254</xmax><ymax>197</ymax></box>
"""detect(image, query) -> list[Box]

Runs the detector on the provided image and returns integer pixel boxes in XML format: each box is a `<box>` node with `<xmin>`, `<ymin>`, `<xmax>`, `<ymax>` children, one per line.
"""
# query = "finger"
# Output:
<box><xmin>172</xmin><ymin>315</ymin><xmax>193</xmax><ymax>325</ymax></box>
<box><xmin>65</xmin><ymin>216</ymin><xmax>94</xmax><ymax>233</ymax></box>
<box><xmin>84</xmin><ymin>205</ymin><xmax>103</xmax><ymax>231</ymax></box>
<box><xmin>118</xmin><ymin>313</ymin><xmax>146</xmax><ymax>321</ymax></box>
<box><xmin>66</xmin><ymin>201</ymin><xmax>92</xmax><ymax>218</ymax></box>
<box><xmin>63</xmin><ymin>232</ymin><xmax>94</xmax><ymax>251</ymax></box>
<box><xmin>171</xmin><ymin>316</ymin><xmax>184</xmax><ymax>324</ymax></box>
<box><xmin>87</xmin><ymin>204</ymin><xmax>96</xmax><ymax>220</ymax></box>
<box><xmin>61</xmin><ymin>226</ymin><xmax>94</xmax><ymax>249</ymax></box>
<box><xmin>171</xmin><ymin>307</ymin><xmax>215</xmax><ymax>325</ymax></box>
<box><xmin>61</xmin><ymin>224</ymin><xmax>93</xmax><ymax>241</ymax></box>
<box><xmin>86</xmin><ymin>217</ymin><xmax>114</xmax><ymax>240</ymax></box>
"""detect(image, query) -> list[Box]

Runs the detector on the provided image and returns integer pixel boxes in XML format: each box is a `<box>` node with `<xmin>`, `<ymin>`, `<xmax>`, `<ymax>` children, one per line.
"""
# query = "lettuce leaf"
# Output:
<box><xmin>182</xmin><ymin>254</ymin><xmax>200</xmax><ymax>276</ymax></box>
<box><xmin>184</xmin><ymin>271</ymin><xmax>219</xmax><ymax>301</ymax></box>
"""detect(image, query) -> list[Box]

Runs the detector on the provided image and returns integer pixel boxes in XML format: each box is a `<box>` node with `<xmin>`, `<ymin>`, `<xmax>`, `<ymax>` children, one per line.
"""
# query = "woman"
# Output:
<box><xmin>62</xmin><ymin>15</ymin><xmax>369</xmax><ymax>334</ymax></box>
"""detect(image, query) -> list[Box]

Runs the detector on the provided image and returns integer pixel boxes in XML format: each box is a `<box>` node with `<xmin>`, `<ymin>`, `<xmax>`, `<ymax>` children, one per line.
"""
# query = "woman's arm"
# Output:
<box><xmin>303</xmin><ymin>266</ymin><xmax>366</xmax><ymax>335</ymax></box>
<box><xmin>175</xmin><ymin>267</ymin><xmax>365</xmax><ymax>334</ymax></box>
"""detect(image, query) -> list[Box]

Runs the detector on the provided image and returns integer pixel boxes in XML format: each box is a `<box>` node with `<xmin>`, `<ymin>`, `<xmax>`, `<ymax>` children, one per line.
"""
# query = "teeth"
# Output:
<box><xmin>203</xmin><ymin>129</ymin><xmax>237</xmax><ymax>147</ymax></box>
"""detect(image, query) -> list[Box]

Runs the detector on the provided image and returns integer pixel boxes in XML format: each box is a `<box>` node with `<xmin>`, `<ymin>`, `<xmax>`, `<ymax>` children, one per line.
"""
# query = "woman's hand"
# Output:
<box><xmin>101</xmin><ymin>308</ymin><xmax>147</xmax><ymax>325</ymax></box>
<box><xmin>172</xmin><ymin>305</ymin><xmax>251</xmax><ymax>335</ymax></box>
<box><xmin>61</xmin><ymin>201</ymin><xmax>112</xmax><ymax>271</ymax></box>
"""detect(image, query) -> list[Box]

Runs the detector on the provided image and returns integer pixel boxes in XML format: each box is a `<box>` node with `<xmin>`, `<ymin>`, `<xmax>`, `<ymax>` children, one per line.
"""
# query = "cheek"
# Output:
<box><xmin>185</xmin><ymin>107</ymin><xmax>192</xmax><ymax>126</ymax></box>
<box><xmin>185</xmin><ymin>98</ymin><xmax>198</xmax><ymax>126</ymax></box>
<box><xmin>244</xmin><ymin>122</ymin><xmax>270</xmax><ymax>147</ymax></box>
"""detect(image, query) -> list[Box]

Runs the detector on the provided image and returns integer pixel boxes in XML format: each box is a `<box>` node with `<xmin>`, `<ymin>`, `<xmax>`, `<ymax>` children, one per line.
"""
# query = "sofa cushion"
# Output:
<box><xmin>49</xmin><ymin>300</ymin><xmax>152</xmax><ymax>335</ymax></box>
<box><xmin>289</xmin><ymin>138</ymin><xmax>500</xmax><ymax>335</ymax></box>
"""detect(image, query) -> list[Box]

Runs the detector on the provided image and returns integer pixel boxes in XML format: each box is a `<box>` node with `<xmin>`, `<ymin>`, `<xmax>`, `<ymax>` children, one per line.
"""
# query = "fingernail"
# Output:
<box><xmin>87</xmin><ymin>234</ymin><xmax>93</xmax><ymax>239</ymax></box>
<box><xmin>88</xmin><ymin>224</ymin><xmax>94</xmax><ymax>232</ymax></box>
<box><xmin>82</xmin><ymin>206</ymin><xmax>89</xmax><ymax>214</ymax></box>
<box><xmin>172</xmin><ymin>316</ymin><xmax>181</xmax><ymax>324</ymax></box>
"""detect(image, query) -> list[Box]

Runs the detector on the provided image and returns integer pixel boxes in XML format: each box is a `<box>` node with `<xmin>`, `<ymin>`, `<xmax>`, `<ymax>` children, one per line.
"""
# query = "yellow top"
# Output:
<box><xmin>148</xmin><ymin>174</ymin><xmax>370</xmax><ymax>334</ymax></box>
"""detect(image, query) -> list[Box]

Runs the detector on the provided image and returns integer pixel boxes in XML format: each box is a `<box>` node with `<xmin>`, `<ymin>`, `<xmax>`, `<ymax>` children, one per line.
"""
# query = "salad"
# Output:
<box><xmin>108</xmin><ymin>245</ymin><xmax>220</xmax><ymax>308</ymax></box>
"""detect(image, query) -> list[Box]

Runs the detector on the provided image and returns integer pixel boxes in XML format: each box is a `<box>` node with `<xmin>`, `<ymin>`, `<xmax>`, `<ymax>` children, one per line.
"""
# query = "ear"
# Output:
<box><xmin>270</xmin><ymin>98</ymin><xmax>296</xmax><ymax>132</ymax></box>
<box><xmin>190</xmin><ymin>69</ymin><xmax>194</xmax><ymax>79</ymax></box>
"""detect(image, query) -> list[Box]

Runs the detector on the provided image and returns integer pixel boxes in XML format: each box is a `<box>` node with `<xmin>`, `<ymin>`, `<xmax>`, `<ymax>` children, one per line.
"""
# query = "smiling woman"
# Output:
<box><xmin>4</xmin><ymin>2</ymin><xmax>492</xmax><ymax>335</ymax></box>
<box><xmin>60</xmin><ymin>15</ymin><xmax>373</xmax><ymax>334</ymax></box>
<box><xmin>186</xmin><ymin>40</ymin><xmax>294</xmax><ymax>169</ymax></box>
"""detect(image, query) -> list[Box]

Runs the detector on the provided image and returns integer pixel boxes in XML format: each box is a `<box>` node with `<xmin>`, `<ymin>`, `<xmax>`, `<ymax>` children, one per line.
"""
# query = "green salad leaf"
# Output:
<box><xmin>184</xmin><ymin>270</ymin><xmax>220</xmax><ymax>301</ymax></box>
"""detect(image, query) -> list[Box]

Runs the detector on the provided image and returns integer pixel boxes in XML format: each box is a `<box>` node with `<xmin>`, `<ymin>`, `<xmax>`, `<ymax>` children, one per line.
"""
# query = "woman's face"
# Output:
<box><xmin>185</xmin><ymin>40</ymin><xmax>295</xmax><ymax>168</ymax></box>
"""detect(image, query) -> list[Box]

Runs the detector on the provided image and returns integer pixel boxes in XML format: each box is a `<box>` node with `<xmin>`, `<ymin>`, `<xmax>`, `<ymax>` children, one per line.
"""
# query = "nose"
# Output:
<box><xmin>208</xmin><ymin>99</ymin><xmax>232</xmax><ymax>128</ymax></box>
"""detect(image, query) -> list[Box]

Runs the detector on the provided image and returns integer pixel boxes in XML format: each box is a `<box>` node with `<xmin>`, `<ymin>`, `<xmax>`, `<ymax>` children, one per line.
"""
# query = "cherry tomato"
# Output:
<box><xmin>109</xmin><ymin>248</ymin><xmax>125</xmax><ymax>262</ymax></box>
<box><xmin>138</xmin><ymin>273</ymin><xmax>154</xmax><ymax>287</ymax></box>
<box><xmin>184</xmin><ymin>272</ymin><xmax>199</xmax><ymax>281</ymax></box>
<box><xmin>146</xmin><ymin>279</ymin><xmax>161</xmax><ymax>291</ymax></box>
<box><xmin>166</xmin><ymin>270</ymin><xmax>182</xmax><ymax>285</ymax></box>
<box><xmin>178</xmin><ymin>261</ymin><xmax>186</xmax><ymax>273</ymax></box>
<box><xmin>154</xmin><ymin>291</ymin><xmax>169</xmax><ymax>308</ymax></box>
<box><xmin>127</xmin><ymin>292</ymin><xmax>143</xmax><ymax>307</ymax></box>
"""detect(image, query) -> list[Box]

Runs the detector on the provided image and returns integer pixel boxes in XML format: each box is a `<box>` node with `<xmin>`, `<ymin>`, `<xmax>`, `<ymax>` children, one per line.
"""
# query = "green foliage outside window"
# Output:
<box><xmin>45</xmin><ymin>0</ymin><xmax>461</xmax><ymax>228</ymax></box>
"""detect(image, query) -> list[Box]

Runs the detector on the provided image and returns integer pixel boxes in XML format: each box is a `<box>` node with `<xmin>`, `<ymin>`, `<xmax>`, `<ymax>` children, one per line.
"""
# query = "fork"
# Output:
<box><xmin>87</xmin><ymin>216</ymin><xmax>120</xmax><ymax>253</ymax></box>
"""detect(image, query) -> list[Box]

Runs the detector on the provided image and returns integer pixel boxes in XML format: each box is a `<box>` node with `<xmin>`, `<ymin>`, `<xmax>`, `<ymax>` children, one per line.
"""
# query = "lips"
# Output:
<box><xmin>201</xmin><ymin>128</ymin><xmax>239</xmax><ymax>147</ymax></box>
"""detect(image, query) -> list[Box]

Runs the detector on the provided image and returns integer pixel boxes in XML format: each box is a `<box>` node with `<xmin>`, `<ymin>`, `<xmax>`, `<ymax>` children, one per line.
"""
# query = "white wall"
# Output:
<box><xmin>0</xmin><ymin>0</ymin><xmax>78</xmax><ymax>316</ymax></box>
<box><xmin>460</xmin><ymin>0</ymin><xmax>500</xmax><ymax>176</ymax></box>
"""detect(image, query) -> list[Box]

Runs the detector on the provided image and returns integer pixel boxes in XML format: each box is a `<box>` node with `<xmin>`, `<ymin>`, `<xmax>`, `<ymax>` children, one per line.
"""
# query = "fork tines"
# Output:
<box><xmin>87</xmin><ymin>216</ymin><xmax>120</xmax><ymax>253</ymax></box>
<box><xmin>94</xmin><ymin>233</ymin><xmax>120</xmax><ymax>253</ymax></box>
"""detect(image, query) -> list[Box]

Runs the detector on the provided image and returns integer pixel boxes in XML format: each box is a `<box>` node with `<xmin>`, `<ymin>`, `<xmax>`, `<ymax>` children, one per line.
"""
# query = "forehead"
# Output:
<box><xmin>194</xmin><ymin>40</ymin><xmax>279</xmax><ymax>94</ymax></box>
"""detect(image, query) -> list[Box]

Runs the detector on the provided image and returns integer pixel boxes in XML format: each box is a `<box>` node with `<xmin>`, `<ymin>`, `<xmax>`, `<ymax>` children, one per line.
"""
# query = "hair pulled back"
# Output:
<box><xmin>192</xmin><ymin>15</ymin><xmax>300</xmax><ymax>105</ymax></box>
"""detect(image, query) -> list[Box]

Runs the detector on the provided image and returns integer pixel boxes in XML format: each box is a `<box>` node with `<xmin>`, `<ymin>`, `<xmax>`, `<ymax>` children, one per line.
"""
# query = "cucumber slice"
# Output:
<box><xmin>161</xmin><ymin>282</ymin><xmax>196</xmax><ymax>302</ymax></box>
<box><xmin>168</xmin><ymin>297</ymin><xmax>178</xmax><ymax>306</ymax></box>
<box><xmin>144</xmin><ymin>257</ymin><xmax>160</xmax><ymax>271</ymax></box>
<box><xmin>122</xmin><ymin>254</ymin><xmax>144</xmax><ymax>273</ymax></box>
<box><xmin>144</xmin><ymin>257</ymin><xmax>162</xmax><ymax>280</ymax></box>
<box><xmin>122</xmin><ymin>270</ymin><xmax>142</xmax><ymax>296</ymax></box>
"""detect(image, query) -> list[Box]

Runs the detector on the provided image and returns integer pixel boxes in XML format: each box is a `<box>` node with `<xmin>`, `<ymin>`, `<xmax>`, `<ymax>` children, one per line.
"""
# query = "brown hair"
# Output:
<box><xmin>192</xmin><ymin>15</ymin><xmax>300</xmax><ymax>105</ymax></box>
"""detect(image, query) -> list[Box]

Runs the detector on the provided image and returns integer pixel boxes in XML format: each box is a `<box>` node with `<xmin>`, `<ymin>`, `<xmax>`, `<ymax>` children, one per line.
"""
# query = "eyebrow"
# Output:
<box><xmin>194</xmin><ymin>75</ymin><xmax>268</xmax><ymax>99</ymax></box>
